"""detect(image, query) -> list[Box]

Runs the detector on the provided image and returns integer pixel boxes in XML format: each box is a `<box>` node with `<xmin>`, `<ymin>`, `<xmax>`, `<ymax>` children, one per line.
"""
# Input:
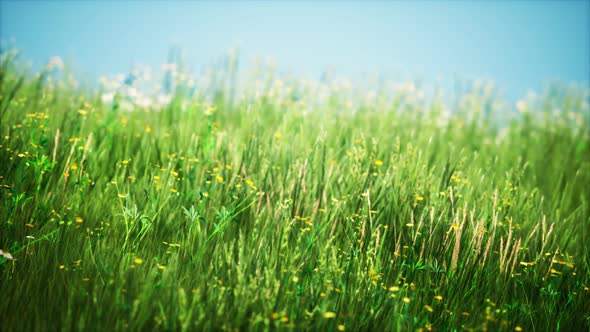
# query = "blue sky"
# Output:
<box><xmin>1</xmin><ymin>1</ymin><xmax>589</xmax><ymax>98</ymax></box>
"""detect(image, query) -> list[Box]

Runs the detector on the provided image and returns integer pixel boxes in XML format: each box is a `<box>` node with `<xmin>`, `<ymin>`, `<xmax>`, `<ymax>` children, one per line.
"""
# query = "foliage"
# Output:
<box><xmin>1</xmin><ymin>52</ymin><xmax>589</xmax><ymax>331</ymax></box>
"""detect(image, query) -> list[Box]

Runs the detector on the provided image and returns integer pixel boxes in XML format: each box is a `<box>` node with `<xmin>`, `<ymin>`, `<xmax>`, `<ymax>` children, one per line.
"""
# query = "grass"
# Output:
<box><xmin>1</xmin><ymin>51</ymin><xmax>589</xmax><ymax>331</ymax></box>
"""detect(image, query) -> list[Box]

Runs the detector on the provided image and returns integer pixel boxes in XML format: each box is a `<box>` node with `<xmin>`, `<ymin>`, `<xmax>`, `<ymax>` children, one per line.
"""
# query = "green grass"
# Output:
<box><xmin>1</xmin><ymin>52</ymin><xmax>589</xmax><ymax>331</ymax></box>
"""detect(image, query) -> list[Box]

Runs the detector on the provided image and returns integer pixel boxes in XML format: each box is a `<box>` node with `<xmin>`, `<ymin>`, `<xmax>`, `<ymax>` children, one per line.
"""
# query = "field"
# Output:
<box><xmin>1</xmin><ymin>51</ymin><xmax>589</xmax><ymax>331</ymax></box>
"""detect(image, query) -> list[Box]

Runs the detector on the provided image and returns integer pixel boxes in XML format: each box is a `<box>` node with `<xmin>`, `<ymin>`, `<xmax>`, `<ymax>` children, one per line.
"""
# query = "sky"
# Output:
<box><xmin>1</xmin><ymin>1</ymin><xmax>589</xmax><ymax>99</ymax></box>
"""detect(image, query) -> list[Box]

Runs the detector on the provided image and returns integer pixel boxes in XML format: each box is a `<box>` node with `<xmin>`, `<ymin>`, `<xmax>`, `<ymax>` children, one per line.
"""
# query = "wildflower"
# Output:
<box><xmin>145</xmin><ymin>126</ymin><xmax>152</xmax><ymax>133</ymax></box>
<box><xmin>338</xmin><ymin>324</ymin><xmax>346</xmax><ymax>331</ymax></box>
<box><xmin>47</xmin><ymin>56</ymin><xmax>64</xmax><ymax>71</ymax></box>
<box><xmin>134</xmin><ymin>258</ymin><xmax>143</xmax><ymax>264</ymax></box>
<box><xmin>434</xmin><ymin>295</ymin><xmax>443</xmax><ymax>301</ymax></box>
<box><xmin>118</xmin><ymin>193</ymin><xmax>127</xmax><ymax>199</ymax></box>
<box><xmin>516</xmin><ymin>100</ymin><xmax>527</xmax><ymax>113</ymax></box>
<box><xmin>0</xmin><ymin>249</ymin><xmax>14</xmax><ymax>260</ymax></box>
<box><xmin>514</xmin><ymin>327</ymin><xmax>523</xmax><ymax>331</ymax></box>
<box><xmin>26</xmin><ymin>235</ymin><xmax>35</xmax><ymax>240</ymax></box>
<box><xmin>275</xmin><ymin>131</ymin><xmax>283</xmax><ymax>139</ymax></box>
<box><xmin>323</xmin><ymin>312</ymin><xmax>337</xmax><ymax>319</ymax></box>
<box><xmin>271</xmin><ymin>313</ymin><xmax>279</xmax><ymax>320</ymax></box>
<box><xmin>374</xmin><ymin>160</ymin><xmax>384</xmax><ymax>166</ymax></box>
<box><xmin>158</xmin><ymin>95</ymin><xmax>172</xmax><ymax>105</ymax></box>
<box><xmin>292</xmin><ymin>276</ymin><xmax>299</xmax><ymax>283</ymax></box>
<box><xmin>101</xmin><ymin>92</ymin><xmax>115</xmax><ymax>103</ymax></box>
<box><xmin>520</xmin><ymin>261</ymin><xmax>535</xmax><ymax>267</ymax></box>
<box><xmin>424</xmin><ymin>305</ymin><xmax>434</xmax><ymax>312</ymax></box>
<box><xmin>415</xmin><ymin>195</ymin><xmax>424</xmax><ymax>201</ymax></box>
<box><xmin>74</xmin><ymin>216</ymin><xmax>84</xmax><ymax>223</ymax></box>
<box><xmin>402</xmin><ymin>297</ymin><xmax>411</xmax><ymax>303</ymax></box>
<box><xmin>216</xmin><ymin>175</ymin><xmax>224</xmax><ymax>183</ymax></box>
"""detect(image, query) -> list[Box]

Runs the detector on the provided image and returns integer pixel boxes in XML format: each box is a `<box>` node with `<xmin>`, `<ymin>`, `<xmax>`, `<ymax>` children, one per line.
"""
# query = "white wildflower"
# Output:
<box><xmin>0</xmin><ymin>249</ymin><xmax>14</xmax><ymax>260</ymax></box>
<box><xmin>101</xmin><ymin>92</ymin><xmax>115</xmax><ymax>103</ymax></box>
<box><xmin>47</xmin><ymin>56</ymin><xmax>64</xmax><ymax>71</ymax></box>
<box><xmin>157</xmin><ymin>94</ymin><xmax>172</xmax><ymax>105</ymax></box>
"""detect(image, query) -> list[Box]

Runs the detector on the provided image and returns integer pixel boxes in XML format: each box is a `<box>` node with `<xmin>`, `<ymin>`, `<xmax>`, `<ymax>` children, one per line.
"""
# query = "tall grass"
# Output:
<box><xmin>1</xmin><ymin>51</ymin><xmax>589</xmax><ymax>331</ymax></box>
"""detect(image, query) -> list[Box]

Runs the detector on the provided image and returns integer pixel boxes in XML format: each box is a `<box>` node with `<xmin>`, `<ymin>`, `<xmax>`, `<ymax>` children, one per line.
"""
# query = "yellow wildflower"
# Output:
<box><xmin>323</xmin><ymin>312</ymin><xmax>337</xmax><ymax>319</ymax></box>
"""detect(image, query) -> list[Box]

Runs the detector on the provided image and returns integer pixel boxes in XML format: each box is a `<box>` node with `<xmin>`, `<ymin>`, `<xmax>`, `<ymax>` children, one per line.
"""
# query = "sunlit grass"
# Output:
<box><xmin>1</xmin><ymin>51</ymin><xmax>589</xmax><ymax>331</ymax></box>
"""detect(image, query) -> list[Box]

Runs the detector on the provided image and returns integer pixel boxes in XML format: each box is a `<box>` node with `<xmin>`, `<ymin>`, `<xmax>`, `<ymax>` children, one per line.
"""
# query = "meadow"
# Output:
<box><xmin>0</xmin><ymin>50</ymin><xmax>589</xmax><ymax>331</ymax></box>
